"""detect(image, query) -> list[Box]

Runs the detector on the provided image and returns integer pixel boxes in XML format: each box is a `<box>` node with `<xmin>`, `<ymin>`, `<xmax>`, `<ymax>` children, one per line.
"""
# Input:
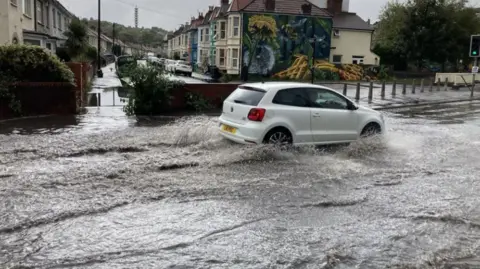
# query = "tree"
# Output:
<box><xmin>374</xmin><ymin>0</ymin><xmax>480</xmax><ymax>71</ymax></box>
<box><xmin>112</xmin><ymin>44</ymin><xmax>122</xmax><ymax>56</ymax></box>
<box><xmin>64</xmin><ymin>19</ymin><xmax>89</xmax><ymax>59</ymax></box>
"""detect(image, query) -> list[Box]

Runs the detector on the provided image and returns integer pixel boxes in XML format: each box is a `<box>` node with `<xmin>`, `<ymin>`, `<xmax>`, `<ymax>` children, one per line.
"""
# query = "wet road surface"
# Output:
<box><xmin>2</xmin><ymin>102</ymin><xmax>480</xmax><ymax>268</ymax></box>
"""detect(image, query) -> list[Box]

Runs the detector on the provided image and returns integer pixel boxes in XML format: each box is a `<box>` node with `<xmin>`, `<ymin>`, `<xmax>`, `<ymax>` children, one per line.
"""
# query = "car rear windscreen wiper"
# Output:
<box><xmin>233</xmin><ymin>100</ymin><xmax>247</xmax><ymax>104</ymax></box>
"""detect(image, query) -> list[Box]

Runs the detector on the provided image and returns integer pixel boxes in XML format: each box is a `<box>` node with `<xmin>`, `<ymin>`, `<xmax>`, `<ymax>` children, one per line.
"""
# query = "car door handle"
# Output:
<box><xmin>313</xmin><ymin>113</ymin><xmax>321</xmax><ymax>117</ymax></box>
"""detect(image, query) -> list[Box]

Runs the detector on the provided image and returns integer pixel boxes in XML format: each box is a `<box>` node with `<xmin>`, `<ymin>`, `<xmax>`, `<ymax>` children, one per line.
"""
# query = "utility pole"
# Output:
<box><xmin>112</xmin><ymin>23</ymin><xmax>116</xmax><ymax>55</ymax></box>
<box><xmin>97</xmin><ymin>0</ymin><xmax>103</xmax><ymax>77</ymax></box>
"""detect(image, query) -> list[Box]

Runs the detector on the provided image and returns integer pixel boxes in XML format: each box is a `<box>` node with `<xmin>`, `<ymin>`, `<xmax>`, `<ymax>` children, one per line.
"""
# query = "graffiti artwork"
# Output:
<box><xmin>242</xmin><ymin>13</ymin><xmax>332</xmax><ymax>78</ymax></box>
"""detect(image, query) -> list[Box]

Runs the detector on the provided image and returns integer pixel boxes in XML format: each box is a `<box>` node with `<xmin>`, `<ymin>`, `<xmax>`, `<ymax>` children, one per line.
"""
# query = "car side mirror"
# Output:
<box><xmin>347</xmin><ymin>102</ymin><xmax>358</xmax><ymax>110</ymax></box>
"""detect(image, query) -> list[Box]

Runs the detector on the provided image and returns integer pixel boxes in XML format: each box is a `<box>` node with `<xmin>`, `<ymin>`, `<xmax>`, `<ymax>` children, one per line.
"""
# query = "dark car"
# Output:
<box><xmin>116</xmin><ymin>55</ymin><xmax>136</xmax><ymax>77</ymax></box>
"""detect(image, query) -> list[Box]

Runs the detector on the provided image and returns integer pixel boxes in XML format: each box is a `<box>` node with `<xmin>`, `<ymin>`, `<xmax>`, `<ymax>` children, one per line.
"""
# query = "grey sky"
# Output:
<box><xmin>59</xmin><ymin>0</ymin><xmax>480</xmax><ymax>31</ymax></box>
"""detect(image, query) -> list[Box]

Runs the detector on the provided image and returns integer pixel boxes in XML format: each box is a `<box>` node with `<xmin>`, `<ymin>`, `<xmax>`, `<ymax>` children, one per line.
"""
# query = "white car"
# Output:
<box><xmin>218</xmin><ymin>82</ymin><xmax>385</xmax><ymax>145</ymax></box>
<box><xmin>172</xmin><ymin>60</ymin><xmax>192</xmax><ymax>76</ymax></box>
<box><xmin>165</xmin><ymin>60</ymin><xmax>176</xmax><ymax>73</ymax></box>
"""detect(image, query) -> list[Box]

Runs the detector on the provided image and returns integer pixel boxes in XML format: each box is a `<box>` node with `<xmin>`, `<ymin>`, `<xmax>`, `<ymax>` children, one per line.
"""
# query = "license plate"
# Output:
<box><xmin>221</xmin><ymin>124</ymin><xmax>236</xmax><ymax>134</ymax></box>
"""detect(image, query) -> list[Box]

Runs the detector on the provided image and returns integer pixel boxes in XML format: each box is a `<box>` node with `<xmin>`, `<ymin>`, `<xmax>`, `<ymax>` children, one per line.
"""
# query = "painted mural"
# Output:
<box><xmin>242</xmin><ymin>13</ymin><xmax>332</xmax><ymax>79</ymax></box>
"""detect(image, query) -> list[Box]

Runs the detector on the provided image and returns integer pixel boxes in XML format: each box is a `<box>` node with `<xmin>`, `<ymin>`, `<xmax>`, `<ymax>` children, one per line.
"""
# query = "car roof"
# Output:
<box><xmin>239</xmin><ymin>82</ymin><xmax>329</xmax><ymax>92</ymax></box>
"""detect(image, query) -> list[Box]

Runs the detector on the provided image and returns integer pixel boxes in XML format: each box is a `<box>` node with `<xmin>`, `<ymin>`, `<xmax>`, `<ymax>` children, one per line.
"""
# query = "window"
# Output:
<box><xmin>205</xmin><ymin>28</ymin><xmax>209</xmax><ymax>42</ymax></box>
<box><xmin>46</xmin><ymin>43</ymin><xmax>52</xmax><ymax>50</ymax></box>
<box><xmin>226</xmin><ymin>87</ymin><xmax>266</xmax><ymax>106</ymax></box>
<box><xmin>352</xmin><ymin>56</ymin><xmax>364</xmax><ymax>65</ymax></box>
<box><xmin>233</xmin><ymin>17</ymin><xmax>240</xmax><ymax>37</ymax></box>
<box><xmin>37</xmin><ymin>1</ymin><xmax>44</xmax><ymax>24</ymax></box>
<box><xmin>219</xmin><ymin>48</ymin><xmax>225</xmax><ymax>66</ymax></box>
<box><xmin>213</xmin><ymin>24</ymin><xmax>217</xmax><ymax>39</ymax></box>
<box><xmin>305</xmin><ymin>88</ymin><xmax>348</xmax><ymax>109</ymax></box>
<box><xmin>220</xmin><ymin>21</ymin><xmax>226</xmax><ymax>39</ymax></box>
<box><xmin>52</xmin><ymin>8</ymin><xmax>56</xmax><ymax>27</ymax></box>
<box><xmin>200</xmin><ymin>29</ymin><xmax>203</xmax><ymax>42</ymax></box>
<box><xmin>24</xmin><ymin>39</ymin><xmax>41</xmax><ymax>46</ymax></box>
<box><xmin>45</xmin><ymin>5</ymin><xmax>50</xmax><ymax>28</ymax></box>
<box><xmin>23</xmin><ymin>0</ymin><xmax>33</xmax><ymax>16</ymax></box>
<box><xmin>231</xmin><ymin>48</ymin><xmax>239</xmax><ymax>68</ymax></box>
<box><xmin>272</xmin><ymin>89</ymin><xmax>309</xmax><ymax>107</ymax></box>
<box><xmin>57</xmin><ymin>12</ymin><xmax>62</xmax><ymax>30</ymax></box>
<box><xmin>332</xmin><ymin>55</ymin><xmax>342</xmax><ymax>63</ymax></box>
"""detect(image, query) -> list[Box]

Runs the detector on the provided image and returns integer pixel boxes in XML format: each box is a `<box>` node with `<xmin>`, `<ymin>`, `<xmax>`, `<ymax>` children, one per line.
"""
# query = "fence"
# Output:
<box><xmin>344</xmin><ymin>78</ymin><xmax>475</xmax><ymax>103</ymax></box>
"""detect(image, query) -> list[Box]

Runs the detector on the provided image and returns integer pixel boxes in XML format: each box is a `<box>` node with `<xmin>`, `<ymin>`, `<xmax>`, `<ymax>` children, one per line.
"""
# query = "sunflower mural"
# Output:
<box><xmin>243</xmin><ymin>15</ymin><xmax>279</xmax><ymax>75</ymax></box>
<box><xmin>242</xmin><ymin>14</ymin><xmax>332</xmax><ymax>77</ymax></box>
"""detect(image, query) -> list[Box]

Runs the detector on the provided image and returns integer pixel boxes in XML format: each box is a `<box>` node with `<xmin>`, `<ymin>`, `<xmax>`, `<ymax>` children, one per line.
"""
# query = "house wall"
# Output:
<box><xmin>197</xmin><ymin>25</ymin><xmax>209</xmax><ymax>66</ymax></box>
<box><xmin>241</xmin><ymin>13</ymin><xmax>332</xmax><ymax>77</ymax></box>
<box><xmin>226</xmin><ymin>14</ymin><xmax>242</xmax><ymax>74</ymax></box>
<box><xmin>22</xmin><ymin>0</ymin><xmax>35</xmax><ymax>32</ymax></box>
<box><xmin>329</xmin><ymin>29</ymin><xmax>379</xmax><ymax>65</ymax></box>
<box><xmin>0</xmin><ymin>0</ymin><xmax>24</xmax><ymax>45</ymax></box>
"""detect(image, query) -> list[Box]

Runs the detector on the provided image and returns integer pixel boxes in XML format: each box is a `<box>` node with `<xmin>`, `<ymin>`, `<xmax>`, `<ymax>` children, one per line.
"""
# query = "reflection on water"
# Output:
<box><xmin>89</xmin><ymin>87</ymin><xmax>128</xmax><ymax>107</ymax></box>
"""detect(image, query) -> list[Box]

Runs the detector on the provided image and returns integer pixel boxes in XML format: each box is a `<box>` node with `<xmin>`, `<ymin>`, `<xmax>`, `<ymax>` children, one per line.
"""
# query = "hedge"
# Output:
<box><xmin>0</xmin><ymin>45</ymin><xmax>74</xmax><ymax>83</ymax></box>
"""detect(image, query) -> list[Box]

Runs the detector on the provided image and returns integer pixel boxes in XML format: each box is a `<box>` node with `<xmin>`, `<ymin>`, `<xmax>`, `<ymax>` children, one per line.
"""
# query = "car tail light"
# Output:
<box><xmin>248</xmin><ymin>108</ymin><xmax>266</xmax><ymax>121</ymax></box>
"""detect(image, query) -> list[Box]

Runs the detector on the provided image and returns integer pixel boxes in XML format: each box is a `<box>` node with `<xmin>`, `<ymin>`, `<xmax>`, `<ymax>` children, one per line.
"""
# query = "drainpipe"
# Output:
<box><xmin>34</xmin><ymin>0</ymin><xmax>37</xmax><ymax>31</ymax></box>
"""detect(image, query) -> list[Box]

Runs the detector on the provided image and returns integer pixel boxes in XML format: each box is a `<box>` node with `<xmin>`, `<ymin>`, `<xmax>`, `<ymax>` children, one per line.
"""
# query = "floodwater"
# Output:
<box><xmin>2</xmin><ymin>102</ymin><xmax>480</xmax><ymax>269</ymax></box>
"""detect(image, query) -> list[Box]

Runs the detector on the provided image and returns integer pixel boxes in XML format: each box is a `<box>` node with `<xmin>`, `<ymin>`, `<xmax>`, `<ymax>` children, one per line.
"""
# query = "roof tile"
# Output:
<box><xmin>241</xmin><ymin>0</ymin><xmax>331</xmax><ymax>17</ymax></box>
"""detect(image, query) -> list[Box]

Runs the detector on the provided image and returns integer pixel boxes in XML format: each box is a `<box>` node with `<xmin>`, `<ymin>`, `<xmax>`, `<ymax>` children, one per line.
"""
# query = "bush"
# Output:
<box><xmin>56</xmin><ymin>47</ymin><xmax>71</xmax><ymax>62</ymax></box>
<box><xmin>185</xmin><ymin>92</ymin><xmax>213</xmax><ymax>112</ymax></box>
<box><xmin>123</xmin><ymin>65</ymin><xmax>183</xmax><ymax>116</ymax></box>
<box><xmin>0</xmin><ymin>45</ymin><xmax>74</xmax><ymax>83</ymax></box>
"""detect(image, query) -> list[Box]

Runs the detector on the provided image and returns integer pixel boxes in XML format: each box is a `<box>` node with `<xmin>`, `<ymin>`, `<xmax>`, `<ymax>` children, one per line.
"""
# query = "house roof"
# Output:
<box><xmin>214</xmin><ymin>2</ymin><xmax>230</xmax><ymax>19</ymax></box>
<box><xmin>200</xmin><ymin>7</ymin><xmax>216</xmax><ymax>26</ymax></box>
<box><xmin>332</xmin><ymin>12</ymin><xmax>373</xmax><ymax>31</ymax></box>
<box><xmin>228</xmin><ymin>0</ymin><xmax>252</xmax><ymax>12</ymax></box>
<box><xmin>240</xmin><ymin>0</ymin><xmax>331</xmax><ymax>17</ymax></box>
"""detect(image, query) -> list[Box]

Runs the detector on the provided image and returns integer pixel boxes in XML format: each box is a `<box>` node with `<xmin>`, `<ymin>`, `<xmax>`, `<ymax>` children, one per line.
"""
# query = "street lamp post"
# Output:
<box><xmin>97</xmin><ymin>0</ymin><xmax>103</xmax><ymax>77</ymax></box>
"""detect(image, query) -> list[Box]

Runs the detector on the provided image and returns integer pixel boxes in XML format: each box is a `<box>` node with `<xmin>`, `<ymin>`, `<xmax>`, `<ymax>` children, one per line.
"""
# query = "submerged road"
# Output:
<box><xmin>1</xmin><ymin>102</ymin><xmax>480</xmax><ymax>268</ymax></box>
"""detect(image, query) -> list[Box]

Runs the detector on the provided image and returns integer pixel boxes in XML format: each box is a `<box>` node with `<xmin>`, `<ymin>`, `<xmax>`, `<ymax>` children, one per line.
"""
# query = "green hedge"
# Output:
<box><xmin>0</xmin><ymin>45</ymin><xmax>74</xmax><ymax>83</ymax></box>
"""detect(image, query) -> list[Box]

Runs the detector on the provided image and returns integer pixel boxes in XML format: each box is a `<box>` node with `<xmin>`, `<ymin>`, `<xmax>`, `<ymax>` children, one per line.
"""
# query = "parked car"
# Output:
<box><xmin>218</xmin><ymin>82</ymin><xmax>385</xmax><ymax>145</ymax></box>
<box><xmin>171</xmin><ymin>60</ymin><xmax>192</xmax><ymax>76</ymax></box>
<box><xmin>116</xmin><ymin>55</ymin><xmax>136</xmax><ymax>77</ymax></box>
<box><xmin>165</xmin><ymin>59</ymin><xmax>177</xmax><ymax>73</ymax></box>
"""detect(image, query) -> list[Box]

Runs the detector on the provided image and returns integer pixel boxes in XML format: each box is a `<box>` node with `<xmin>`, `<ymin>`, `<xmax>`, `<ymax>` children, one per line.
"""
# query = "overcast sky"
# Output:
<box><xmin>59</xmin><ymin>0</ymin><xmax>480</xmax><ymax>31</ymax></box>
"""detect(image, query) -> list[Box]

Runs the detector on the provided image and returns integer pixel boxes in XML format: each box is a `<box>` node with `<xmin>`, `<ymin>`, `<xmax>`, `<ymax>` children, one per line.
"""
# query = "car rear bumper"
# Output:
<box><xmin>218</xmin><ymin>117</ymin><xmax>264</xmax><ymax>145</ymax></box>
<box><xmin>176</xmin><ymin>67</ymin><xmax>192</xmax><ymax>73</ymax></box>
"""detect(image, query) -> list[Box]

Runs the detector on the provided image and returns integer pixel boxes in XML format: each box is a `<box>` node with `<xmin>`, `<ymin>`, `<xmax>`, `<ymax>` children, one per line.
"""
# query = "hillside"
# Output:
<box><xmin>83</xmin><ymin>18</ymin><xmax>167</xmax><ymax>47</ymax></box>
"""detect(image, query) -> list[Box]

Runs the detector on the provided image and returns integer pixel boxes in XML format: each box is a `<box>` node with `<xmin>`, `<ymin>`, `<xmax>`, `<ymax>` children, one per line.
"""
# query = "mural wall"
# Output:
<box><xmin>242</xmin><ymin>13</ymin><xmax>332</xmax><ymax>79</ymax></box>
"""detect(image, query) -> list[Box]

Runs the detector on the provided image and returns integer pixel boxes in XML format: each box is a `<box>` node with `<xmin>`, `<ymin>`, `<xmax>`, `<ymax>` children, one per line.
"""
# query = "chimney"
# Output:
<box><xmin>327</xmin><ymin>0</ymin><xmax>343</xmax><ymax>14</ymax></box>
<box><xmin>265</xmin><ymin>0</ymin><xmax>275</xmax><ymax>11</ymax></box>
<box><xmin>301</xmin><ymin>3</ymin><xmax>312</xmax><ymax>14</ymax></box>
<box><xmin>367</xmin><ymin>19</ymin><xmax>370</xmax><ymax>25</ymax></box>
<box><xmin>209</xmin><ymin>5</ymin><xmax>214</xmax><ymax>11</ymax></box>
<box><xmin>221</xmin><ymin>0</ymin><xmax>228</xmax><ymax>5</ymax></box>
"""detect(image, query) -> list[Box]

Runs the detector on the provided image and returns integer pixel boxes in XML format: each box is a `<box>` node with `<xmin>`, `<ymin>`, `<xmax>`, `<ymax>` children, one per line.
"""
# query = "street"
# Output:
<box><xmin>1</xmin><ymin>102</ymin><xmax>480</xmax><ymax>268</ymax></box>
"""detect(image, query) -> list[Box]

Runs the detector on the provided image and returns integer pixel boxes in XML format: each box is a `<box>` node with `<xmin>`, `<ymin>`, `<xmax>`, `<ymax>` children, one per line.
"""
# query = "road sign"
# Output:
<box><xmin>470</xmin><ymin>35</ymin><xmax>480</xmax><ymax>57</ymax></box>
<box><xmin>473</xmin><ymin>66</ymin><xmax>478</xmax><ymax>73</ymax></box>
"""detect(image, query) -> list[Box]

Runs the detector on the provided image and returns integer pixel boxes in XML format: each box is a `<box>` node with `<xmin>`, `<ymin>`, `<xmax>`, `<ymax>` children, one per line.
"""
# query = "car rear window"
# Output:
<box><xmin>117</xmin><ymin>56</ymin><xmax>135</xmax><ymax>66</ymax></box>
<box><xmin>226</xmin><ymin>88</ymin><xmax>266</xmax><ymax>106</ymax></box>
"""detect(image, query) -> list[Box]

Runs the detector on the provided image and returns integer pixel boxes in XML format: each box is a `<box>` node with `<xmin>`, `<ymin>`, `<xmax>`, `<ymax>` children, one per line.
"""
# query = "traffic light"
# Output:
<box><xmin>470</xmin><ymin>35</ymin><xmax>480</xmax><ymax>57</ymax></box>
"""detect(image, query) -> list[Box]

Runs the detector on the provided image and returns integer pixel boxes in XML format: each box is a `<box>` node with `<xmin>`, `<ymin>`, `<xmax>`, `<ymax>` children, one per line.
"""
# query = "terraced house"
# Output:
<box><xmin>1</xmin><ymin>0</ymin><xmax>74</xmax><ymax>51</ymax></box>
<box><xmin>167</xmin><ymin>0</ymin><xmax>378</xmax><ymax>77</ymax></box>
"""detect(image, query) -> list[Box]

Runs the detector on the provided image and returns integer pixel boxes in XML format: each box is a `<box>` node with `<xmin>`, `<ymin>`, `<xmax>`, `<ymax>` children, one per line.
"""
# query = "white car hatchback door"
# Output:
<box><xmin>304</xmin><ymin>87</ymin><xmax>359</xmax><ymax>143</ymax></box>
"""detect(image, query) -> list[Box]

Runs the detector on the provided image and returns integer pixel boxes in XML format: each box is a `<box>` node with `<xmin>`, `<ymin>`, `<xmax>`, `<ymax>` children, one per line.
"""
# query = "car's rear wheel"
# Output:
<box><xmin>264</xmin><ymin>128</ymin><xmax>293</xmax><ymax>145</ymax></box>
<box><xmin>360</xmin><ymin>123</ymin><xmax>381</xmax><ymax>137</ymax></box>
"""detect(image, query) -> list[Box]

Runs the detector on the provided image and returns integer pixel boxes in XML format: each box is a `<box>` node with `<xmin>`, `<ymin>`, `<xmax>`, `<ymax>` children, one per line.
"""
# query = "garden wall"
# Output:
<box><xmin>0</xmin><ymin>83</ymin><xmax>76</xmax><ymax>120</ymax></box>
<box><xmin>170</xmin><ymin>83</ymin><xmax>240</xmax><ymax>110</ymax></box>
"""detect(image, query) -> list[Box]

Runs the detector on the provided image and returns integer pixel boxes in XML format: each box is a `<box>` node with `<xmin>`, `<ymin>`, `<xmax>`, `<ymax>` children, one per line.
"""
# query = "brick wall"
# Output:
<box><xmin>0</xmin><ymin>83</ymin><xmax>76</xmax><ymax>120</ymax></box>
<box><xmin>170</xmin><ymin>83</ymin><xmax>239</xmax><ymax>110</ymax></box>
